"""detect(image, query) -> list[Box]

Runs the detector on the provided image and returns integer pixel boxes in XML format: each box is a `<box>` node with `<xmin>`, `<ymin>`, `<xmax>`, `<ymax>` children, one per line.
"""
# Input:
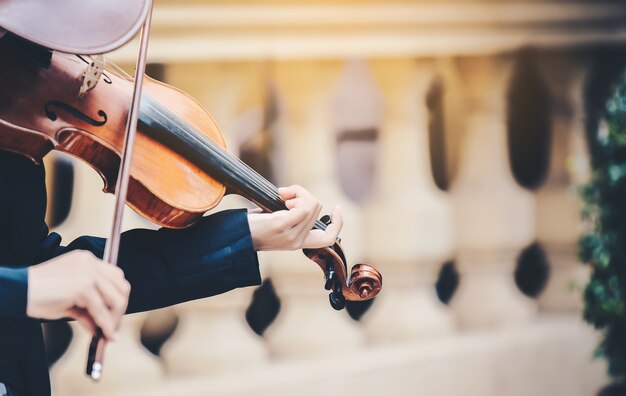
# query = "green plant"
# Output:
<box><xmin>580</xmin><ymin>69</ymin><xmax>626</xmax><ymax>379</ymax></box>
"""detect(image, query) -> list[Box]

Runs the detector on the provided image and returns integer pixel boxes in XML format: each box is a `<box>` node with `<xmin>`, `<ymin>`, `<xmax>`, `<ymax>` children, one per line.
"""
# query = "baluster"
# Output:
<box><xmin>264</xmin><ymin>60</ymin><xmax>365</xmax><ymax>358</ymax></box>
<box><xmin>362</xmin><ymin>59</ymin><xmax>455</xmax><ymax>342</ymax></box>
<box><xmin>447</xmin><ymin>56</ymin><xmax>536</xmax><ymax>329</ymax></box>
<box><xmin>159</xmin><ymin>61</ymin><xmax>269</xmax><ymax>375</ymax></box>
<box><xmin>536</xmin><ymin>54</ymin><xmax>591</xmax><ymax>311</ymax></box>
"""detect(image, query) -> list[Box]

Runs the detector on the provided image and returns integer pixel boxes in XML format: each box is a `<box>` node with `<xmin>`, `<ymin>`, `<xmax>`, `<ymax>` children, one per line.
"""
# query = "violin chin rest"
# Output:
<box><xmin>0</xmin><ymin>0</ymin><xmax>151</xmax><ymax>54</ymax></box>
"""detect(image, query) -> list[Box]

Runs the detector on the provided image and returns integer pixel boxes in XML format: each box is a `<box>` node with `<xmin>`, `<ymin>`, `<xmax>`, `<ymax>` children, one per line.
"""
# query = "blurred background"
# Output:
<box><xmin>41</xmin><ymin>0</ymin><xmax>626</xmax><ymax>395</ymax></box>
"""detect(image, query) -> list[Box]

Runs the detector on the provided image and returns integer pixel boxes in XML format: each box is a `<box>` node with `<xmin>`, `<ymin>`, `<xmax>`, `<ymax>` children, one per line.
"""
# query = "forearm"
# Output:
<box><xmin>123</xmin><ymin>208</ymin><xmax>261</xmax><ymax>312</ymax></box>
<box><xmin>35</xmin><ymin>209</ymin><xmax>261</xmax><ymax>313</ymax></box>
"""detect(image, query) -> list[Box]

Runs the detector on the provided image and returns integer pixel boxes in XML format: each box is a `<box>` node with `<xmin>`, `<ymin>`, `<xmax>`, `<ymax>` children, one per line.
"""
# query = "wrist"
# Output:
<box><xmin>26</xmin><ymin>265</ymin><xmax>38</xmax><ymax>318</ymax></box>
<box><xmin>247</xmin><ymin>213</ymin><xmax>263</xmax><ymax>251</ymax></box>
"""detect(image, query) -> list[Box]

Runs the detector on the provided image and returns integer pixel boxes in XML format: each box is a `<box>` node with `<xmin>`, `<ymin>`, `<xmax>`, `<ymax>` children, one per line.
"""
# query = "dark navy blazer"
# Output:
<box><xmin>0</xmin><ymin>150</ymin><xmax>261</xmax><ymax>395</ymax></box>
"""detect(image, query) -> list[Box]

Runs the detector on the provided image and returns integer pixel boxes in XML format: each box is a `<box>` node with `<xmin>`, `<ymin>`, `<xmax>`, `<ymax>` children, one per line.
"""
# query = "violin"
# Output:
<box><xmin>0</xmin><ymin>37</ymin><xmax>383</xmax><ymax>316</ymax></box>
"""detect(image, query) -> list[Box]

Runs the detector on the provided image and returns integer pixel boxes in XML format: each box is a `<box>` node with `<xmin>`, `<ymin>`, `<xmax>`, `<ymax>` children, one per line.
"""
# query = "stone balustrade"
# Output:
<box><xmin>43</xmin><ymin>1</ymin><xmax>626</xmax><ymax>394</ymax></box>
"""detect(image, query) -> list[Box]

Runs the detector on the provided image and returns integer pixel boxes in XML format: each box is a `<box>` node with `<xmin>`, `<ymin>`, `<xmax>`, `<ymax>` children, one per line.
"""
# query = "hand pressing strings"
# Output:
<box><xmin>247</xmin><ymin>184</ymin><xmax>343</xmax><ymax>251</ymax></box>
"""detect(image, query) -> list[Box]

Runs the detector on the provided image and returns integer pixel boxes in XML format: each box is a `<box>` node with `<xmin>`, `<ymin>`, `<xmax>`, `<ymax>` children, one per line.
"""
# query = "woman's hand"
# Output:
<box><xmin>27</xmin><ymin>250</ymin><xmax>130</xmax><ymax>341</ymax></box>
<box><xmin>247</xmin><ymin>185</ymin><xmax>343</xmax><ymax>251</ymax></box>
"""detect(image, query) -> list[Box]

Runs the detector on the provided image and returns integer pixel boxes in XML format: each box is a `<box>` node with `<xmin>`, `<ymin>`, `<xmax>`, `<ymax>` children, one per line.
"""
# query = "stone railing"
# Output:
<box><xmin>43</xmin><ymin>1</ymin><xmax>626</xmax><ymax>395</ymax></box>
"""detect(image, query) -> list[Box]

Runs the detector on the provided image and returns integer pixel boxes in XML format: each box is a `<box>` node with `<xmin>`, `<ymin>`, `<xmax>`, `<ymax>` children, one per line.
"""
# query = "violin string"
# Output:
<box><xmin>229</xmin><ymin>155</ymin><xmax>330</xmax><ymax>231</ymax></box>
<box><xmin>136</xmin><ymin>87</ymin><xmax>331</xmax><ymax>230</ymax></box>
<box><xmin>140</xmin><ymin>93</ymin><xmax>329</xmax><ymax>231</ymax></box>
<box><xmin>81</xmin><ymin>55</ymin><xmax>329</xmax><ymax>231</ymax></box>
<box><xmin>63</xmin><ymin>54</ymin><xmax>329</xmax><ymax>231</ymax></box>
<box><xmin>62</xmin><ymin>54</ymin><xmax>284</xmax><ymax>218</ymax></box>
<box><xmin>227</xmin><ymin>152</ymin><xmax>329</xmax><ymax>231</ymax></box>
<box><xmin>143</xmin><ymin>97</ymin><xmax>278</xmax><ymax>203</ymax></box>
<box><xmin>150</xmin><ymin>101</ymin><xmax>329</xmax><ymax>231</ymax></box>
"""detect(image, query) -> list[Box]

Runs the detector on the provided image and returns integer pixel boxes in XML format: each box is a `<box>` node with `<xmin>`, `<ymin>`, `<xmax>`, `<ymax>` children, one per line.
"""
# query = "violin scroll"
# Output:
<box><xmin>348</xmin><ymin>263</ymin><xmax>382</xmax><ymax>300</ymax></box>
<box><xmin>304</xmin><ymin>242</ymin><xmax>382</xmax><ymax>311</ymax></box>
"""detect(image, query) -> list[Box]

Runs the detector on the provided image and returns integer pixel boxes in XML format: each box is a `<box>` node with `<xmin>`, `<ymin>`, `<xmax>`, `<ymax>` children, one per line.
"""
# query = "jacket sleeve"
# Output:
<box><xmin>35</xmin><ymin>209</ymin><xmax>261</xmax><ymax>313</ymax></box>
<box><xmin>0</xmin><ymin>266</ymin><xmax>28</xmax><ymax>317</ymax></box>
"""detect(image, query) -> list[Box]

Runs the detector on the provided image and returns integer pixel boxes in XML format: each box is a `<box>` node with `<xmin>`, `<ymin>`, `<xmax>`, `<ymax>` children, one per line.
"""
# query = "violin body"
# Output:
<box><xmin>0</xmin><ymin>38</ymin><xmax>381</xmax><ymax>307</ymax></box>
<box><xmin>0</xmin><ymin>46</ymin><xmax>225</xmax><ymax>228</ymax></box>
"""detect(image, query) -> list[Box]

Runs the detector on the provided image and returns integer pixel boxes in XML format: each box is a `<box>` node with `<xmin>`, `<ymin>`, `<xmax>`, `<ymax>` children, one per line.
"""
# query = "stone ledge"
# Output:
<box><xmin>97</xmin><ymin>314</ymin><xmax>606</xmax><ymax>396</ymax></box>
<box><xmin>106</xmin><ymin>3</ymin><xmax>626</xmax><ymax>62</ymax></box>
<box><xmin>148</xmin><ymin>3</ymin><xmax>626</xmax><ymax>30</ymax></box>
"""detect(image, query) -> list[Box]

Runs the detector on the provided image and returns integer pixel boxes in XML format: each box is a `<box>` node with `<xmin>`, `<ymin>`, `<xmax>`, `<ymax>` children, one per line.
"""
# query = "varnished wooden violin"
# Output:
<box><xmin>0</xmin><ymin>36</ymin><xmax>382</xmax><ymax>308</ymax></box>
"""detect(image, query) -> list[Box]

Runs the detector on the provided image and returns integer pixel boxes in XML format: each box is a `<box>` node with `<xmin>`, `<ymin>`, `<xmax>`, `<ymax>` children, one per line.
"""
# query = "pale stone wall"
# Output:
<box><xmin>44</xmin><ymin>1</ymin><xmax>626</xmax><ymax>395</ymax></box>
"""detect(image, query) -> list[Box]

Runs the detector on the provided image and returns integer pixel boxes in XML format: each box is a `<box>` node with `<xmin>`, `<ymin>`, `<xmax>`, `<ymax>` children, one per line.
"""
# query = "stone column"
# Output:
<box><xmin>447</xmin><ymin>56</ymin><xmax>536</xmax><ymax>329</ymax></box>
<box><xmin>159</xmin><ymin>62</ymin><xmax>269</xmax><ymax>375</ymax></box>
<box><xmin>536</xmin><ymin>55</ymin><xmax>591</xmax><ymax>311</ymax></box>
<box><xmin>263</xmin><ymin>60</ymin><xmax>365</xmax><ymax>358</ymax></box>
<box><xmin>361</xmin><ymin>59</ymin><xmax>455</xmax><ymax>342</ymax></box>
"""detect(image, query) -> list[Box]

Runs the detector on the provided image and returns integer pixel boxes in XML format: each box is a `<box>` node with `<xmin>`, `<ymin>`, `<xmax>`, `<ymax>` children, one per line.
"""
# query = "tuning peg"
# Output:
<box><xmin>320</xmin><ymin>214</ymin><xmax>331</xmax><ymax>225</ymax></box>
<box><xmin>324</xmin><ymin>266</ymin><xmax>335</xmax><ymax>290</ymax></box>
<box><xmin>329</xmin><ymin>290</ymin><xmax>346</xmax><ymax>310</ymax></box>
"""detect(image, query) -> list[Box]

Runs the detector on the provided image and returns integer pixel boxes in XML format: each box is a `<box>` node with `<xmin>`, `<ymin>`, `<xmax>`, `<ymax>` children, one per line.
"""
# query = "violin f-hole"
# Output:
<box><xmin>44</xmin><ymin>100</ymin><xmax>108</xmax><ymax>127</ymax></box>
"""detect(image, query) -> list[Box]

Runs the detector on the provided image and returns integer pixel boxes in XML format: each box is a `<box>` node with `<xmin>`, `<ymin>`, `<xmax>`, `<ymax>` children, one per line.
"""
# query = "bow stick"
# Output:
<box><xmin>85</xmin><ymin>0</ymin><xmax>154</xmax><ymax>381</ymax></box>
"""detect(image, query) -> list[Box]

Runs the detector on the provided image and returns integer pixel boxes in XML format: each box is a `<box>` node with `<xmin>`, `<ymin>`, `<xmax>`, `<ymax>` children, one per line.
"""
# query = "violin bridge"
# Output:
<box><xmin>79</xmin><ymin>54</ymin><xmax>105</xmax><ymax>98</ymax></box>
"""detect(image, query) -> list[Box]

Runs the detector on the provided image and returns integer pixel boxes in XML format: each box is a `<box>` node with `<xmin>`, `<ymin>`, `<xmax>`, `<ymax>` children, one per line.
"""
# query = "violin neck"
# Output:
<box><xmin>138</xmin><ymin>94</ymin><xmax>287</xmax><ymax>213</ymax></box>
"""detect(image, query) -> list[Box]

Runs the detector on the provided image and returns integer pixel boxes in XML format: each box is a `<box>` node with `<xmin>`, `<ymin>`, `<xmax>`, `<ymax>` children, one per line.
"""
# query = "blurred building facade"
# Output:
<box><xmin>43</xmin><ymin>1</ymin><xmax>626</xmax><ymax>395</ymax></box>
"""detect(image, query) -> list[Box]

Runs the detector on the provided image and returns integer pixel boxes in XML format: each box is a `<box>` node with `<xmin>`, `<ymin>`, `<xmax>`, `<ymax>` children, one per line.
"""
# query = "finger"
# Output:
<box><xmin>328</xmin><ymin>205</ymin><xmax>344</xmax><ymax>234</ymax></box>
<box><xmin>278</xmin><ymin>185</ymin><xmax>308</xmax><ymax>201</ymax></box>
<box><xmin>284</xmin><ymin>197</ymin><xmax>301</xmax><ymax>210</ymax></box>
<box><xmin>281</xmin><ymin>207</ymin><xmax>309</xmax><ymax>229</ymax></box>
<box><xmin>285</xmin><ymin>191</ymin><xmax>322</xmax><ymax>245</ymax></box>
<box><xmin>68</xmin><ymin>307</ymin><xmax>97</xmax><ymax>335</ymax></box>
<box><xmin>293</xmin><ymin>200</ymin><xmax>322</xmax><ymax>236</ymax></box>
<box><xmin>99</xmin><ymin>265</ymin><xmax>129</xmax><ymax>297</ymax></box>
<box><xmin>301</xmin><ymin>227</ymin><xmax>341</xmax><ymax>248</ymax></box>
<box><xmin>294</xmin><ymin>194</ymin><xmax>323</xmax><ymax>229</ymax></box>
<box><xmin>80</xmin><ymin>289</ymin><xmax>116</xmax><ymax>341</ymax></box>
<box><xmin>278</xmin><ymin>186</ymin><xmax>296</xmax><ymax>201</ymax></box>
<box><xmin>247</xmin><ymin>207</ymin><xmax>264</xmax><ymax>214</ymax></box>
<box><xmin>97</xmin><ymin>277</ymin><xmax>128</xmax><ymax>324</ymax></box>
<box><xmin>302</xmin><ymin>206</ymin><xmax>343</xmax><ymax>248</ymax></box>
<box><xmin>282</xmin><ymin>186</ymin><xmax>318</xmax><ymax>215</ymax></box>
